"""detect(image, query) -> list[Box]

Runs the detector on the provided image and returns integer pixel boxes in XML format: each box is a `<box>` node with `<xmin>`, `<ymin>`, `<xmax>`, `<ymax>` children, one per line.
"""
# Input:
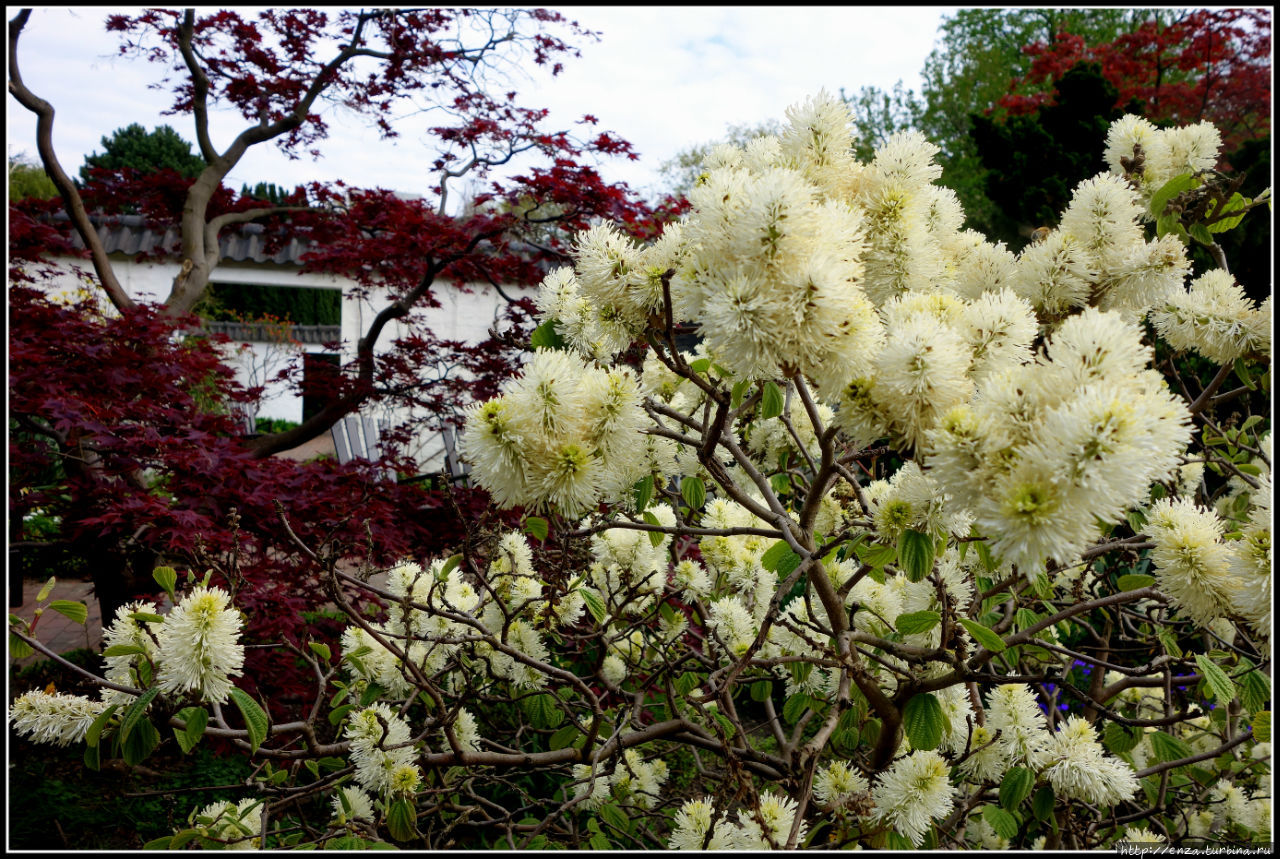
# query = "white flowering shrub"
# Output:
<box><xmin>9</xmin><ymin>94</ymin><xmax>1271</xmax><ymax>850</ymax></box>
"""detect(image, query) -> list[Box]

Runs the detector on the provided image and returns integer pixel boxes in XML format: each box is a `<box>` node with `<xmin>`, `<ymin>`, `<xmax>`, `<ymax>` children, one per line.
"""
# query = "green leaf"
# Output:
<box><xmin>1234</xmin><ymin>357</ymin><xmax>1258</xmax><ymax>391</ymax></box>
<box><xmin>775</xmin><ymin>550</ymin><xmax>802</xmax><ymax>579</ymax></box>
<box><xmin>549</xmin><ymin>724</ymin><xmax>580</xmax><ymax>751</ymax></box>
<box><xmin>1252</xmin><ymin>710</ymin><xmax>1270</xmax><ymax>743</ymax></box>
<box><xmin>999</xmin><ymin>766</ymin><xmax>1034</xmax><ymax>810</ymax></box>
<box><xmin>529</xmin><ymin>319</ymin><xmax>565</xmax><ymax>350</ymax></box>
<box><xmin>641</xmin><ymin>510</ymin><xmax>665</xmax><ymax>546</ymax></box>
<box><xmin>759</xmin><ymin>380</ymin><xmax>784</xmax><ymax>420</ymax></box>
<box><xmin>770</xmin><ymin>472</ymin><xmax>791</xmax><ymax>495</ymax></box>
<box><xmin>958</xmin><ymin>618</ymin><xmax>1006</xmax><ymax>653</ymax></box>
<box><xmin>589</xmin><ymin>833</ymin><xmax>611</xmax><ymax>851</ymax></box>
<box><xmin>103</xmin><ymin>643</ymin><xmax>149</xmax><ymax>658</ymax></box>
<box><xmin>760</xmin><ymin>540</ymin><xmax>791</xmax><ymax>572</ymax></box>
<box><xmin>1240</xmin><ymin>669</ymin><xmax>1271</xmax><ymax>714</ymax></box>
<box><xmin>1208</xmin><ymin>192</ymin><xmax>1249</xmax><ymax>232</ymax></box>
<box><xmin>1188</xmin><ymin>222</ymin><xmax>1215</xmax><ymax>246</ymax></box>
<box><xmin>304</xmin><ymin>759</ymin><xmax>320</xmax><ymax>779</ymax></box>
<box><xmin>308</xmin><ymin>640</ymin><xmax>332</xmax><ymax>662</ymax></box>
<box><xmin>84</xmin><ymin>740</ymin><xmax>101</xmax><ymax>771</ymax></box>
<box><xmin>1031</xmin><ymin>786</ymin><xmax>1055</xmax><ymax>822</ymax></box>
<box><xmin>886</xmin><ymin>831</ymin><xmax>914</xmax><ymax>850</ymax></box>
<box><xmin>142</xmin><ymin>837</ymin><xmax>174</xmax><ymax>850</ymax></box>
<box><xmin>855</xmin><ymin>542</ymin><xmax>897</xmax><ymax>568</ymax></box>
<box><xmin>85</xmin><ymin>703</ymin><xmax>120</xmax><ymax>749</ymax></box>
<box><xmin>982</xmin><ymin>804</ymin><xmax>1019</xmax><ymax>841</ymax></box>
<box><xmin>152</xmin><ymin>566</ymin><xmax>178</xmax><ymax>601</ymax></box>
<box><xmin>897</xmin><ymin>529</ymin><xmax>934</xmax><ymax>583</ymax></box>
<box><xmin>688</xmin><ymin>357</ymin><xmax>711</xmax><ymax>375</ymax></box>
<box><xmin>675</xmin><ymin>672</ymin><xmax>700</xmax><ymax>696</ymax></box>
<box><xmin>1148</xmin><ymin>730</ymin><xmax>1192</xmax><ymax>763</ymax></box>
<box><xmin>731</xmin><ymin>379</ymin><xmax>750</xmax><ymax>410</ymax></box>
<box><xmin>633</xmin><ymin>475</ymin><xmax>654</xmax><ymax>513</ymax></box>
<box><xmin>9</xmin><ymin>631</ymin><xmax>34</xmax><ymax>659</ymax></box>
<box><xmin>524</xmin><ymin>516</ymin><xmax>549</xmax><ymax>543</ymax></box>
<box><xmin>1194</xmin><ymin>654</ymin><xmax>1236</xmax><ymax>706</ymax></box>
<box><xmin>386</xmin><ymin>797</ymin><xmax>418</xmax><ymax>842</ymax></box>
<box><xmin>894</xmin><ymin>610</ymin><xmax>941</xmax><ymax>636</ymax></box>
<box><xmin>1103</xmin><ymin>722</ymin><xmax>1142</xmax><ymax>755</ymax></box>
<box><xmin>121</xmin><ymin>716</ymin><xmax>160</xmax><ymax>766</ymax></box>
<box><xmin>36</xmin><ymin>576</ymin><xmax>56</xmax><ymax>603</ymax></box>
<box><xmin>130</xmin><ymin>611</ymin><xmax>166</xmax><ymax>624</ymax></box>
<box><xmin>1149</xmin><ymin>172</ymin><xmax>1196</xmax><ymax>218</ymax></box>
<box><xmin>169</xmin><ymin>829</ymin><xmax>204</xmax><ymax>850</ymax></box>
<box><xmin>580</xmin><ymin>587</ymin><xmax>607</xmax><ymax>625</ymax></box>
<box><xmin>48</xmin><ymin>600</ymin><xmax>88</xmax><ymax>625</ymax></box>
<box><xmin>328</xmin><ymin>703</ymin><xmax>355</xmax><ymax>727</ymax></box>
<box><xmin>1156</xmin><ymin>626</ymin><xmax>1183</xmax><ymax>658</ymax></box>
<box><xmin>680</xmin><ymin>475</ymin><xmax>706</xmax><ymax>511</ymax></box>
<box><xmin>175</xmin><ymin>707</ymin><xmax>209</xmax><ymax>754</ymax></box>
<box><xmin>974</xmin><ymin>540</ymin><xmax>997</xmax><ymax>574</ymax></box>
<box><xmin>521</xmin><ymin>693</ymin><xmax>562</xmax><ymax>730</ymax></box>
<box><xmin>598</xmin><ymin>803</ymin><xmax>630</xmax><ymax>836</ymax></box>
<box><xmin>783</xmin><ymin>694</ymin><xmax>815</xmax><ymax>724</ymax></box>
<box><xmin>1116</xmin><ymin>574</ymin><xmax>1155</xmax><ymax>592</ymax></box>
<box><xmin>119</xmin><ymin>686</ymin><xmax>161</xmax><ymax>744</ymax></box>
<box><xmin>902</xmin><ymin>693</ymin><xmax>945</xmax><ymax>751</ymax></box>
<box><xmin>229</xmin><ymin>688</ymin><xmax>270</xmax><ymax>754</ymax></box>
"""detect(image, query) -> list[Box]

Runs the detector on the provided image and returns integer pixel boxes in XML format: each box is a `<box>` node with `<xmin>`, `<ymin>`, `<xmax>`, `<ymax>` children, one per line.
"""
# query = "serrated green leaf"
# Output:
<box><xmin>119</xmin><ymin>686</ymin><xmax>160</xmax><ymax>744</ymax></box>
<box><xmin>142</xmin><ymin>836</ymin><xmax>174</xmax><ymax>850</ymax></box>
<box><xmin>760</xmin><ymin>540</ymin><xmax>790</xmax><ymax>572</ymax></box>
<box><xmin>304</xmin><ymin>759</ymin><xmax>320</xmax><ymax>779</ymax></box>
<box><xmin>549</xmin><ymin>724</ymin><xmax>580</xmax><ymax>751</ymax></box>
<box><xmin>1208</xmin><ymin>192</ymin><xmax>1249</xmax><ymax>232</ymax></box>
<box><xmin>770</xmin><ymin>472</ymin><xmax>791</xmax><ymax>495</ymax></box>
<box><xmin>524</xmin><ymin>516</ymin><xmax>549</xmax><ymax>543</ymax></box>
<box><xmin>688</xmin><ymin>357</ymin><xmax>711</xmax><ymax>375</ymax></box>
<box><xmin>1194</xmin><ymin>654</ymin><xmax>1236</xmax><ymax>706</ymax></box>
<box><xmin>48</xmin><ymin>600</ymin><xmax>88</xmax><ymax>625</ymax></box>
<box><xmin>897</xmin><ymin>529</ymin><xmax>934</xmax><ymax>582</ymax></box>
<box><xmin>229</xmin><ymin>688</ymin><xmax>269</xmax><ymax>754</ymax></box>
<box><xmin>999</xmin><ymin>766</ymin><xmax>1035</xmax><ymax>810</ymax></box>
<box><xmin>855</xmin><ymin>542</ymin><xmax>897</xmax><ymax>568</ymax></box>
<box><xmin>783</xmin><ymin>694</ymin><xmax>815</xmax><ymax>724</ymax></box>
<box><xmin>580</xmin><ymin>587</ymin><xmax>606</xmax><ymax>625</ymax></box>
<box><xmin>522</xmin><ymin>693</ymin><xmax>562</xmax><ymax>730</ymax></box>
<box><xmin>529</xmin><ymin>319</ymin><xmax>565</xmax><ymax>350</ymax></box>
<box><xmin>775</xmin><ymin>550</ymin><xmax>801</xmax><ymax>579</ymax></box>
<box><xmin>982</xmin><ymin>804</ymin><xmax>1019</xmax><ymax>841</ymax></box>
<box><xmin>1148</xmin><ymin>730</ymin><xmax>1192</xmax><ymax>763</ymax></box>
<box><xmin>680</xmin><ymin>475</ymin><xmax>706</xmax><ymax>510</ymax></box>
<box><xmin>749</xmin><ymin>680</ymin><xmax>773</xmax><ymax>703</ymax></box>
<box><xmin>175</xmin><ymin>707</ymin><xmax>209</xmax><ymax>754</ymax></box>
<box><xmin>675</xmin><ymin>672</ymin><xmax>700</xmax><ymax>697</ymax></box>
<box><xmin>121</xmin><ymin>716</ymin><xmax>160</xmax><ymax>766</ymax></box>
<box><xmin>1156</xmin><ymin>625</ymin><xmax>1183</xmax><ymax>658</ymax></box>
<box><xmin>1103</xmin><ymin>721</ymin><xmax>1143</xmax><ymax>755</ymax></box>
<box><xmin>35</xmin><ymin>576</ymin><xmax>56</xmax><ymax>603</ymax></box>
<box><xmin>1149</xmin><ymin>172</ymin><xmax>1196</xmax><ymax>218</ymax></box>
<box><xmin>1240</xmin><ymin>669</ymin><xmax>1270</xmax><ymax>714</ymax></box>
<box><xmin>902</xmin><ymin>693</ymin><xmax>945</xmax><ymax>751</ymax></box>
<box><xmin>308</xmin><ymin>640</ymin><xmax>332</xmax><ymax>662</ymax></box>
<box><xmin>1117</xmin><ymin>574</ymin><xmax>1155</xmax><ymax>592</ymax></box>
<box><xmin>633</xmin><ymin>475</ymin><xmax>654</xmax><ymax>513</ymax></box>
<box><xmin>386</xmin><ymin>797</ymin><xmax>418</xmax><ymax>842</ymax></box>
<box><xmin>760</xmin><ymin>380</ymin><xmax>784</xmax><ymax>420</ymax></box>
<box><xmin>9</xmin><ymin>631</ymin><xmax>34</xmax><ymax>659</ymax></box>
<box><xmin>1253</xmin><ymin>710</ymin><xmax>1270</xmax><ymax>743</ymax></box>
<box><xmin>731</xmin><ymin>379</ymin><xmax>750</xmax><ymax>411</ymax></box>
<box><xmin>130</xmin><ymin>612</ymin><xmax>166</xmax><ymax>624</ymax></box>
<box><xmin>153</xmin><ymin>566</ymin><xmax>178</xmax><ymax>601</ymax></box>
<box><xmin>1188</xmin><ymin>222</ymin><xmax>1215</xmax><ymax>246</ymax></box>
<box><xmin>86</xmin><ymin>703</ymin><xmax>119</xmax><ymax>749</ymax></box>
<box><xmin>598</xmin><ymin>803</ymin><xmax>630</xmax><ymax>835</ymax></box>
<box><xmin>958</xmin><ymin>618</ymin><xmax>1006</xmax><ymax>653</ymax></box>
<box><xmin>589</xmin><ymin>832</ymin><xmax>611</xmax><ymax>851</ymax></box>
<box><xmin>1031</xmin><ymin>786</ymin><xmax>1055</xmax><ymax>821</ymax></box>
<box><xmin>328</xmin><ymin>703</ymin><xmax>354</xmax><ymax>727</ymax></box>
<box><xmin>895</xmin><ymin>610</ymin><xmax>941</xmax><ymax>636</ymax></box>
<box><xmin>641</xmin><ymin>510</ymin><xmax>665</xmax><ymax>547</ymax></box>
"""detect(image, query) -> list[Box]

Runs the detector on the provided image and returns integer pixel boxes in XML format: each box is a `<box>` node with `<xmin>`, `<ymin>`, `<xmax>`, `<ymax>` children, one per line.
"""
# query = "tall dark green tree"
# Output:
<box><xmin>9</xmin><ymin>153</ymin><xmax>58</xmax><ymax>200</ymax></box>
<box><xmin>78</xmin><ymin>122</ymin><xmax>206</xmax><ymax>182</ymax></box>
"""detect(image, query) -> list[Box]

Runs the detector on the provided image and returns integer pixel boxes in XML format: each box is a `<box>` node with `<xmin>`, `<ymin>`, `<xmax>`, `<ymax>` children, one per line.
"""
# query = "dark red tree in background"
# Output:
<box><xmin>997</xmin><ymin>8</ymin><xmax>1271</xmax><ymax>151</ymax></box>
<box><xmin>8</xmin><ymin>7</ymin><xmax>679</xmax><ymax>704</ymax></box>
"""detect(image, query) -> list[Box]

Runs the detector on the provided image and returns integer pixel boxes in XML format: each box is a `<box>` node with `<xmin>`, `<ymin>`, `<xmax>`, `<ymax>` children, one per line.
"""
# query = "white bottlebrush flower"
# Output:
<box><xmin>611</xmin><ymin>748</ymin><xmax>669</xmax><ymax>809</ymax></box>
<box><xmin>736</xmin><ymin>791</ymin><xmax>805</xmax><ymax>849</ymax></box>
<box><xmin>99</xmin><ymin>599</ymin><xmax>161</xmax><ymax>707</ymax></box>
<box><xmin>871</xmin><ymin>749</ymin><xmax>956</xmax><ymax>847</ymax></box>
<box><xmin>1011</xmin><ymin>230</ymin><xmax>1094</xmax><ymax>317</ymax></box>
<box><xmin>192</xmin><ymin>798</ymin><xmax>263</xmax><ymax>850</ymax></box>
<box><xmin>668</xmin><ymin>797</ymin><xmax>739</xmax><ymax>850</ymax></box>
<box><xmin>956</xmin><ymin>723</ymin><xmax>1010</xmax><ymax>784</ymax></box>
<box><xmin>872</xmin><ymin>312</ymin><xmax>973</xmax><ymax>450</ymax></box>
<box><xmin>331</xmin><ymin>786</ymin><xmax>377</xmax><ymax>824</ymax></box>
<box><xmin>489</xmin><ymin>618</ymin><xmax>550</xmax><ymax>689</ymax></box>
<box><xmin>960</xmin><ymin>288</ymin><xmax>1037</xmax><ymax>383</ymax></box>
<box><xmin>985</xmin><ymin>684</ymin><xmax>1051</xmax><ymax>768</ymax></box>
<box><xmin>1058</xmin><ymin>173</ymin><xmax>1145</xmax><ymax>260</ymax></box>
<box><xmin>345</xmin><ymin>702</ymin><xmax>418</xmax><ymax>796</ymax></box>
<box><xmin>154</xmin><ymin>586</ymin><xmax>245</xmax><ymax>704</ymax></box>
<box><xmin>813</xmin><ymin>760</ymin><xmax>871</xmax><ymax>811</ymax></box>
<box><xmin>707</xmin><ymin>596</ymin><xmax>759</xmax><ymax>658</ymax></box>
<box><xmin>1104</xmin><ymin>114</ymin><xmax>1168</xmax><ymax>193</ymax></box>
<box><xmin>1122</xmin><ymin>826</ymin><xmax>1167</xmax><ymax>844</ymax></box>
<box><xmin>443</xmin><ymin>707</ymin><xmax>481</xmax><ymax>753</ymax></box>
<box><xmin>1042</xmin><ymin>716</ymin><xmax>1139</xmax><ymax>806</ymax></box>
<box><xmin>1151</xmin><ymin>268</ymin><xmax>1269</xmax><ymax>364</ymax></box>
<box><xmin>1161</xmin><ymin>121</ymin><xmax>1222</xmax><ymax>179</ymax></box>
<box><xmin>571</xmin><ymin>763</ymin><xmax>612</xmax><ymax>810</ymax></box>
<box><xmin>1146</xmin><ymin>497</ymin><xmax>1239</xmax><ymax>626</ymax></box>
<box><xmin>9</xmin><ymin>690</ymin><xmax>111</xmax><ymax>747</ymax></box>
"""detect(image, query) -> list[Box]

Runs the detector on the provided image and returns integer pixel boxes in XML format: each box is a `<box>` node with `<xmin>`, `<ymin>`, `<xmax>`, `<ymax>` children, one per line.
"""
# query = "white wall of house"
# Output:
<box><xmin>42</xmin><ymin>252</ymin><xmax>536</xmax><ymax>472</ymax></box>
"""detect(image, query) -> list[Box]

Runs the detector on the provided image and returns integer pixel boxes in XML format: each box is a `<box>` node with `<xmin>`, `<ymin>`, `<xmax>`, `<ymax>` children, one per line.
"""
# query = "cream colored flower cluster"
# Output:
<box><xmin>926</xmin><ymin>308</ymin><xmax>1191</xmax><ymax>576</ymax></box>
<box><xmin>462</xmin><ymin>349</ymin><xmax>649</xmax><ymax>518</ymax></box>
<box><xmin>667</xmin><ymin>791</ymin><xmax>803</xmax><ymax>850</ymax></box>
<box><xmin>1151</xmin><ymin>269</ymin><xmax>1271</xmax><ymax>364</ymax></box>
<box><xmin>1104</xmin><ymin>113</ymin><xmax>1223</xmax><ymax>208</ymax></box>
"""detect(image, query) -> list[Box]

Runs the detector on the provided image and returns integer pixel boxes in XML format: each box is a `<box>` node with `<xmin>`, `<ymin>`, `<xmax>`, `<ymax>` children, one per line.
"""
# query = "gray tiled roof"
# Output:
<box><xmin>65</xmin><ymin>214</ymin><xmax>311</xmax><ymax>266</ymax></box>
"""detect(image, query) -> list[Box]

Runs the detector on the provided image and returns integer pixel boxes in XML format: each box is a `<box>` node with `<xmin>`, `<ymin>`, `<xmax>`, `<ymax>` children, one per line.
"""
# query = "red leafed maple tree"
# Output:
<box><xmin>996</xmin><ymin>8</ymin><xmax>1271</xmax><ymax>151</ymax></box>
<box><xmin>8</xmin><ymin>7</ymin><xmax>679</xmax><ymax>697</ymax></box>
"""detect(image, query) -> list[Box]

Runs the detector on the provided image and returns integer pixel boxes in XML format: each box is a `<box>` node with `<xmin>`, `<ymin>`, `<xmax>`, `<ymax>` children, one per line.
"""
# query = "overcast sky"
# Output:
<box><xmin>7</xmin><ymin>6</ymin><xmax>953</xmax><ymax>202</ymax></box>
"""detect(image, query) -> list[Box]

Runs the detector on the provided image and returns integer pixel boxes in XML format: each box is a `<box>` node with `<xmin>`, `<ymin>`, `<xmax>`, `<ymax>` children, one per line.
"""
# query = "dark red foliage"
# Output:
<box><xmin>997</xmin><ymin>9</ymin><xmax>1271</xmax><ymax>152</ymax></box>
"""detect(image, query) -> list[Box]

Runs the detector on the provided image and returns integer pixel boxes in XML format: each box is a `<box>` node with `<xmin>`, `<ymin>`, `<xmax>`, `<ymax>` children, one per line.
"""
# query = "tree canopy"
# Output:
<box><xmin>79</xmin><ymin>122</ymin><xmax>207</xmax><ymax>182</ymax></box>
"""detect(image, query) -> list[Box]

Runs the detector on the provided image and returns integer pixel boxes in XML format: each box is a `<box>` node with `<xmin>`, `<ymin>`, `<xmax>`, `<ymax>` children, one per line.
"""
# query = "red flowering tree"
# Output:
<box><xmin>7</xmin><ymin>7</ymin><xmax>677</xmax><ymax>692</ymax></box>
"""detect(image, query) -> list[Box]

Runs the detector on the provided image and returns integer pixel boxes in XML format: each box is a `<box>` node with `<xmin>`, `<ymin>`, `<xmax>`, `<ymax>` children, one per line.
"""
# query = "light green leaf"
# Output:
<box><xmin>783</xmin><ymin>694</ymin><xmax>816</xmax><ymax>724</ymax></box>
<box><xmin>48</xmin><ymin>600</ymin><xmax>88</xmax><ymax>625</ymax></box>
<box><xmin>524</xmin><ymin>516</ymin><xmax>549</xmax><ymax>543</ymax></box>
<box><xmin>102</xmin><ymin>643</ymin><xmax>147</xmax><ymax>658</ymax></box>
<box><xmin>1194</xmin><ymin>654</ymin><xmax>1236</xmax><ymax>706</ymax></box>
<box><xmin>9</xmin><ymin>632</ymin><xmax>35</xmax><ymax>660</ymax></box>
<box><xmin>176</xmin><ymin>707</ymin><xmax>209</xmax><ymax>754</ymax></box>
<box><xmin>1240</xmin><ymin>668</ymin><xmax>1270</xmax><ymax>714</ymax></box>
<box><xmin>580</xmin><ymin>587</ymin><xmax>607</xmax><ymax>624</ymax></box>
<box><xmin>855</xmin><ymin>542</ymin><xmax>897</xmax><ymax>568</ymax></box>
<box><xmin>1149</xmin><ymin>172</ymin><xmax>1196</xmax><ymax>218</ymax></box>
<box><xmin>902</xmin><ymin>693</ymin><xmax>945</xmax><ymax>751</ymax></box>
<box><xmin>229</xmin><ymin>688</ymin><xmax>269</xmax><ymax>754</ymax></box>
<box><xmin>86</xmin><ymin>703</ymin><xmax>120</xmax><ymax>749</ymax></box>
<box><xmin>1116</xmin><ymin>574</ymin><xmax>1155</xmax><ymax>592</ymax></box>
<box><xmin>1156</xmin><ymin>625</ymin><xmax>1183</xmax><ymax>658</ymax></box>
<box><xmin>1253</xmin><ymin>710</ymin><xmax>1270</xmax><ymax>743</ymax></box>
<box><xmin>598</xmin><ymin>803</ymin><xmax>630</xmax><ymax>836</ymax></box>
<box><xmin>386</xmin><ymin>797</ymin><xmax>418</xmax><ymax>842</ymax></box>
<box><xmin>549</xmin><ymin>724</ymin><xmax>580</xmax><ymax>751</ymax></box>
<box><xmin>119</xmin><ymin>686</ymin><xmax>161</xmax><ymax>744</ymax></box>
<box><xmin>1103</xmin><ymin>722</ymin><xmax>1142</xmax><ymax>755</ymax></box>
<box><xmin>750</xmin><ymin>680</ymin><xmax>773</xmax><ymax>703</ymax></box>
<box><xmin>894</xmin><ymin>610</ymin><xmax>941</xmax><ymax>636</ymax></box>
<box><xmin>641</xmin><ymin>510</ymin><xmax>665</xmax><ymax>546</ymax></box>
<box><xmin>1148</xmin><ymin>730</ymin><xmax>1191</xmax><ymax>763</ymax></box>
<box><xmin>309</xmin><ymin>641</ymin><xmax>332</xmax><ymax>662</ymax></box>
<box><xmin>760</xmin><ymin>381</ymin><xmax>784</xmax><ymax>420</ymax></box>
<box><xmin>1208</xmin><ymin>192</ymin><xmax>1249</xmax><ymax>232</ymax></box>
<box><xmin>633</xmin><ymin>475</ymin><xmax>654</xmax><ymax>513</ymax></box>
<box><xmin>1188</xmin><ymin>222</ymin><xmax>1215</xmax><ymax>246</ymax></box>
<box><xmin>775</xmin><ymin>549</ymin><xmax>801</xmax><ymax>578</ymax></box>
<box><xmin>897</xmin><ymin>529</ymin><xmax>934</xmax><ymax>583</ymax></box>
<box><xmin>982</xmin><ymin>804</ymin><xmax>1019</xmax><ymax>841</ymax></box>
<box><xmin>731</xmin><ymin>379</ymin><xmax>750</xmax><ymax>410</ymax></box>
<box><xmin>1032</xmin><ymin>785</ymin><xmax>1055</xmax><ymax>821</ymax></box>
<box><xmin>36</xmin><ymin>576</ymin><xmax>57</xmax><ymax>603</ymax></box>
<box><xmin>958</xmin><ymin>618</ymin><xmax>1006</xmax><ymax>653</ymax></box>
<box><xmin>688</xmin><ymin>358</ymin><xmax>711</xmax><ymax>375</ymax></box>
<box><xmin>680</xmin><ymin>475</ymin><xmax>706</xmax><ymax>511</ymax></box>
<box><xmin>522</xmin><ymin>692</ymin><xmax>562</xmax><ymax>730</ymax></box>
<box><xmin>152</xmin><ymin>566</ymin><xmax>178</xmax><ymax>601</ymax></box>
<box><xmin>130</xmin><ymin>611</ymin><xmax>166</xmax><ymax>624</ymax></box>
<box><xmin>142</xmin><ymin>837</ymin><xmax>174</xmax><ymax>850</ymax></box>
<box><xmin>529</xmin><ymin>319</ymin><xmax>565</xmax><ymax>350</ymax></box>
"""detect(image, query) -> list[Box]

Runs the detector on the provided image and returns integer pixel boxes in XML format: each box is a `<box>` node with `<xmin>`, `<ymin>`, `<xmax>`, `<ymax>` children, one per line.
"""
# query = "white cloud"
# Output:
<box><xmin>7</xmin><ymin>6</ymin><xmax>952</xmax><ymax>202</ymax></box>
